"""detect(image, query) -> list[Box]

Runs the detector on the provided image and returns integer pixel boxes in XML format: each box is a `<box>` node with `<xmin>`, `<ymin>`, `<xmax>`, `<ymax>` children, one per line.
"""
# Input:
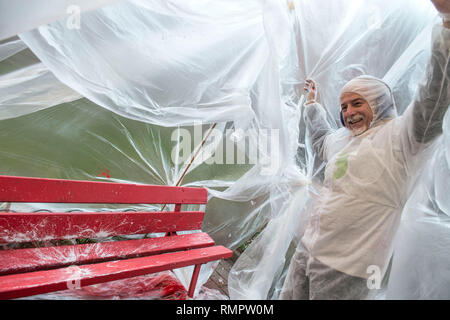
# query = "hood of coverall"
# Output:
<box><xmin>340</xmin><ymin>75</ymin><xmax>398</xmax><ymax>127</ymax></box>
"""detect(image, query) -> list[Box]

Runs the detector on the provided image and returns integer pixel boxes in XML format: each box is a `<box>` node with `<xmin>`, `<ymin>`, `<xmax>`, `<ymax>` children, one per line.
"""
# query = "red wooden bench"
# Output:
<box><xmin>0</xmin><ymin>175</ymin><xmax>232</xmax><ymax>300</ymax></box>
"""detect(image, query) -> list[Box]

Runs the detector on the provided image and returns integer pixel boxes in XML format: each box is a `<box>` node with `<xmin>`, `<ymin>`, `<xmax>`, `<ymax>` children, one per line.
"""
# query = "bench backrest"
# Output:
<box><xmin>0</xmin><ymin>175</ymin><xmax>207</xmax><ymax>243</ymax></box>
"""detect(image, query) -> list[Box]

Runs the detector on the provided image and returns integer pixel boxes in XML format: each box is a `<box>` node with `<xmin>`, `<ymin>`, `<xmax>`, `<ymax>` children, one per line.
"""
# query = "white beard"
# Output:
<box><xmin>347</xmin><ymin>114</ymin><xmax>369</xmax><ymax>136</ymax></box>
<box><xmin>351</xmin><ymin>124</ymin><xmax>369</xmax><ymax>136</ymax></box>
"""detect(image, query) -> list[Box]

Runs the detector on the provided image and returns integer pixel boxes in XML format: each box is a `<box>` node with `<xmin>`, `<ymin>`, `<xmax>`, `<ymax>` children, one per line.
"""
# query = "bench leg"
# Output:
<box><xmin>187</xmin><ymin>264</ymin><xmax>202</xmax><ymax>298</ymax></box>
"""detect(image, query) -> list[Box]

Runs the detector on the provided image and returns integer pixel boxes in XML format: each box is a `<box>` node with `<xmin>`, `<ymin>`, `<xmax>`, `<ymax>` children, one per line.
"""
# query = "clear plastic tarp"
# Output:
<box><xmin>0</xmin><ymin>0</ymin><xmax>449</xmax><ymax>299</ymax></box>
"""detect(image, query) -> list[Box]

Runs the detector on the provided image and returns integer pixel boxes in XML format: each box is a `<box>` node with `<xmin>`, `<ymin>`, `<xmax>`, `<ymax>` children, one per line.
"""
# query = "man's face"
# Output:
<box><xmin>340</xmin><ymin>92</ymin><xmax>373</xmax><ymax>136</ymax></box>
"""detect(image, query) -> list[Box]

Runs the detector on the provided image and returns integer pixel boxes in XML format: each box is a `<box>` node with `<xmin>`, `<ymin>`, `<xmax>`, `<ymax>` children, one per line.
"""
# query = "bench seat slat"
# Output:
<box><xmin>0</xmin><ymin>245</ymin><xmax>233</xmax><ymax>300</ymax></box>
<box><xmin>0</xmin><ymin>211</ymin><xmax>204</xmax><ymax>242</ymax></box>
<box><xmin>0</xmin><ymin>175</ymin><xmax>207</xmax><ymax>204</ymax></box>
<box><xmin>0</xmin><ymin>232</ymin><xmax>215</xmax><ymax>276</ymax></box>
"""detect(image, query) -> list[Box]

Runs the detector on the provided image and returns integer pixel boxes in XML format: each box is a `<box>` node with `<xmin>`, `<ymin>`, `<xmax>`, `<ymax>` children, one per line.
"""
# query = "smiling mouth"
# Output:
<box><xmin>349</xmin><ymin>119</ymin><xmax>362</xmax><ymax>125</ymax></box>
<box><xmin>347</xmin><ymin>115</ymin><xmax>364</xmax><ymax>126</ymax></box>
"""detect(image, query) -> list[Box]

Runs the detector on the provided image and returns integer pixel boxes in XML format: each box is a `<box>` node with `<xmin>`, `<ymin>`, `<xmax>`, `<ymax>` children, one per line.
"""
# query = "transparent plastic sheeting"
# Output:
<box><xmin>0</xmin><ymin>0</ymin><xmax>448</xmax><ymax>299</ymax></box>
<box><xmin>18</xmin><ymin>0</ymin><xmax>281</xmax><ymax>128</ymax></box>
<box><xmin>0</xmin><ymin>61</ymin><xmax>82</xmax><ymax>120</ymax></box>
<box><xmin>0</xmin><ymin>0</ymin><xmax>119</xmax><ymax>41</ymax></box>
<box><xmin>0</xmin><ymin>39</ymin><xmax>27</xmax><ymax>62</ymax></box>
<box><xmin>386</xmin><ymin>111</ymin><xmax>450</xmax><ymax>299</ymax></box>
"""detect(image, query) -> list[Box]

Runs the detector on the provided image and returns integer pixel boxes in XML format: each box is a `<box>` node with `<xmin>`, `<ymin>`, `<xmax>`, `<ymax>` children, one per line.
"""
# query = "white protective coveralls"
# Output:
<box><xmin>280</xmin><ymin>21</ymin><xmax>450</xmax><ymax>299</ymax></box>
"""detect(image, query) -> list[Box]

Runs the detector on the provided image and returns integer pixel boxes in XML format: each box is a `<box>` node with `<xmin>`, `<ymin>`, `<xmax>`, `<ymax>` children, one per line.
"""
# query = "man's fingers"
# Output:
<box><xmin>304</xmin><ymin>79</ymin><xmax>317</xmax><ymax>97</ymax></box>
<box><xmin>305</xmin><ymin>79</ymin><xmax>316</xmax><ymax>88</ymax></box>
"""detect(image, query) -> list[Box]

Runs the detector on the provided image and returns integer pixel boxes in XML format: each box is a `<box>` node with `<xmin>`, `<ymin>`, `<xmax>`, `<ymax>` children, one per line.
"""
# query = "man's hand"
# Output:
<box><xmin>304</xmin><ymin>79</ymin><xmax>317</xmax><ymax>105</ymax></box>
<box><xmin>431</xmin><ymin>0</ymin><xmax>450</xmax><ymax>14</ymax></box>
<box><xmin>432</xmin><ymin>0</ymin><xmax>450</xmax><ymax>28</ymax></box>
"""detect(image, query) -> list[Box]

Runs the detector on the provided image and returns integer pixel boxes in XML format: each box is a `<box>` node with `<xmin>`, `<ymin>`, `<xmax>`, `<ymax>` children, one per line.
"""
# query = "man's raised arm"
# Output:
<box><xmin>302</xmin><ymin>79</ymin><xmax>334</xmax><ymax>161</ymax></box>
<box><xmin>405</xmin><ymin>1</ymin><xmax>450</xmax><ymax>149</ymax></box>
